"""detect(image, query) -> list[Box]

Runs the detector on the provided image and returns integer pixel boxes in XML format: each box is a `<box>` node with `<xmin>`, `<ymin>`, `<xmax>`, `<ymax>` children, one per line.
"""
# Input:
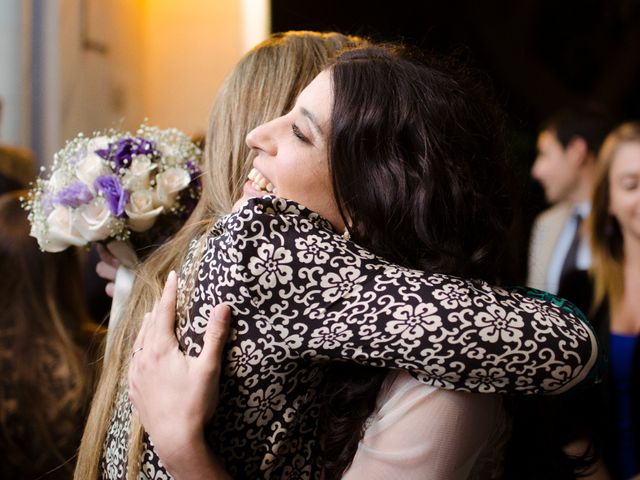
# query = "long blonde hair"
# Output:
<box><xmin>588</xmin><ymin>121</ymin><xmax>640</xmax><ymax>315</ymax></box>
<box><xmin>74</xmin><ymin>31</ymin><xmax>366</xmax><ymax>480</ymax></box>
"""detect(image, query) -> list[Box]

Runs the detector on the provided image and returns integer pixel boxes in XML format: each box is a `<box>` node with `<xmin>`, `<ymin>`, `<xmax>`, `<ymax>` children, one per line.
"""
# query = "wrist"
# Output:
<box><xmin>160</xmin><ymin>431</ymin><xmax>230</xmax><ymax>480</ymax></box>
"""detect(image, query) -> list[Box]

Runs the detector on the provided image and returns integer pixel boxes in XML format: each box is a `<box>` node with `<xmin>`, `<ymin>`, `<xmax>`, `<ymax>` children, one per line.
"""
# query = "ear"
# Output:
<box><xmin>565</xmin><ymin>137</ymin><xmax>589</xmax><ymax>167</ymax></box>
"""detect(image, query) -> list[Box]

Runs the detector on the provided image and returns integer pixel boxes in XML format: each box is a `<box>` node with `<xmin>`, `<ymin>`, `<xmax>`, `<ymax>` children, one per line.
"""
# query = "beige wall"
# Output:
<box><xmin>60</xmin><ymin>0</ymin><xmax>260</xmax><ymax>139</ymax></box>
<box><xmin>58</xmin><ymin>0</ymin><xmax>147</xmax><ymax>142</ymax></box>
<box><xmin>142</xmin><ymin>0</ymin><xmax>245</xmax><ymax>136</ymax></box>
<box><xmin>19</xmin><ymin>0</ymin><xmax>269</xmax><ymax>165</ymax></box>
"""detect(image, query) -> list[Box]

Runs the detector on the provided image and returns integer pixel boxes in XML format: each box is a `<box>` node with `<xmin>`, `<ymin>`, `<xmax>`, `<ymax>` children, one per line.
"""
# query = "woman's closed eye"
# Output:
<box><xmin>292</xmin><ymin>123</ymin><xmax>311</xmax><ymax>144</ymax></box>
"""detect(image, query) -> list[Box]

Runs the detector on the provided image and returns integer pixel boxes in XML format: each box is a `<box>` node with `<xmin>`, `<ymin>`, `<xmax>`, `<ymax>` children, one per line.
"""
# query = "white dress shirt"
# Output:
<box><xmin>545</xmin><ymin>202</ymin><xmax>591</xmax><ymax>294</ymax></box>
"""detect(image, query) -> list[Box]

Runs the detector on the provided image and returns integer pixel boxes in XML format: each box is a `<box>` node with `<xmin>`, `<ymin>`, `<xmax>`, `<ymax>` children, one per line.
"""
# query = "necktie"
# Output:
<box><xmin>559</xmin><ymin>212</ymin><xmax>583</xmax><ymax>285</ymax></box>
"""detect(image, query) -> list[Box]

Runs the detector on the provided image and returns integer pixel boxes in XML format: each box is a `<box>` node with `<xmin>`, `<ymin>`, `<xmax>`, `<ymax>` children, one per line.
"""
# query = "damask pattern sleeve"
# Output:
<box><xmin>100</xmin><ymin>196</ymin><xmax>600</xmax><ymax>480</ymax></box>
<box><xmin>179</xmin><ymin>196</ymin><xmax>600</xmax><ymax>395</ymax></box>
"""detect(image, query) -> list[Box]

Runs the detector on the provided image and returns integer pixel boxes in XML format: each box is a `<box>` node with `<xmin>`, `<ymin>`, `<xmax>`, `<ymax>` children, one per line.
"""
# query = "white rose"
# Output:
<box><xmin>122</xmin><ymin>157</ymin><xmax>157</xmax><ymax>191</ymax></box>
<box><xmin>37</xmin><ymin>205</ymin><xmax>87</xmax><ymax>252</ymax></box>
<box><xmin>158</xmin><ymin>144</ymin><xmax>180</xmax><ymax>166</ymax></box>
<box><xmin>76</xmin><ymin>152</ymin><xmax>109</xmax><ymax>192</ymax></box>
<box><xmin>47</xmin><ymin>170</ymin><xmax>68</xmax><ymax>193</ymax></box>
<box><xmin>87</xmin><ymin>135</ymin><xmax>112</xmax><ymax>152</ymax></box>
<box><xmin>75</xmin><ymin>197</ymin><xmax>117</xmax><ymax>242</ymax></box>
<box><xmin>154</xmin><ymin>167</ymin><xmax>191</xmax><ymax>208</ymax></box>
<box><xmin>125</xmin><ymin>190</ymin><xmax>164</xmax><ymax>232</ymax></box>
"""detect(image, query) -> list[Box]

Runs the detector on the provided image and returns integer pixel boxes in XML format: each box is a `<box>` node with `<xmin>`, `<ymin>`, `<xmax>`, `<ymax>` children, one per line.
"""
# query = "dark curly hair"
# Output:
<box><xmin>318</xmin><ymin>45</ymin><xmax>514</xmax><ymax>478</ymax></box>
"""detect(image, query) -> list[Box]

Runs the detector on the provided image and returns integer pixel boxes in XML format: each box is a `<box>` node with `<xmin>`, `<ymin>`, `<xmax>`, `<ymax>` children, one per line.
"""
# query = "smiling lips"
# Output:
<box><xmin>248</xmin><ymin>168</ymin><xmax>276</xmax><ymax>193</ymax></box>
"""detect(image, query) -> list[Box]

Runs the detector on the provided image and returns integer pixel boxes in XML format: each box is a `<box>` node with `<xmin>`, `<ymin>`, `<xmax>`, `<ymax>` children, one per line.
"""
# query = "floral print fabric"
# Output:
<box><xmin>102</xmin><ymin>196</ymin><xmax>599</xmax><ymax>479</ymax></box>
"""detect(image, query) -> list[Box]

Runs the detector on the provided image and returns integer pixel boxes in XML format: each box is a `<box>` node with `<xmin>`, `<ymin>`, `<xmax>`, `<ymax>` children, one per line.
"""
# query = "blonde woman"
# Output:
<box><xmin>79</xmin><ymin>35</ymin><xmax>599</xmax><ymax>480</ymax></box>
<box><xmin>79</xmin><ymin>31</ymin><xmax>369</xmax><ymax>479</ymax></box>
<box><xmin>587</xmin><ymin>121</ymin><xmax>640</xmax><ymax>479</ymax></box>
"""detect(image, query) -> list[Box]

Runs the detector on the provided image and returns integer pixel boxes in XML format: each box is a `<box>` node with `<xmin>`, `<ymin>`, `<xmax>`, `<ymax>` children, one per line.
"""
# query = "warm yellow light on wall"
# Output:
<box><xmin>241</xmin><ymin>0</ymin><xmax>271</xmax><ymax>53</ymax></box>
<box><xmin>139</xmin><ymin>0</ymin><xmax>269</xmax><ymax>134</ymax></box>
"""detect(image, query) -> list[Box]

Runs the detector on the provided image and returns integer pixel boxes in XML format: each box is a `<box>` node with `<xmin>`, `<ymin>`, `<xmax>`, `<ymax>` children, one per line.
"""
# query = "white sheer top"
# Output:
<box><xmin>345</xmin><ymin>371</ymin><xmax>507</xmax><ymax>480</ymax></box>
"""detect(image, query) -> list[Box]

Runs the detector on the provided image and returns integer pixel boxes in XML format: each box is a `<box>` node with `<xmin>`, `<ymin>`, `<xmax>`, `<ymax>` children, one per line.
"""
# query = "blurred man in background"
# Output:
<box><xmin>528</xmin><ymin>107</ymin><xmax>614</xmax><ymax>313</ymax></box>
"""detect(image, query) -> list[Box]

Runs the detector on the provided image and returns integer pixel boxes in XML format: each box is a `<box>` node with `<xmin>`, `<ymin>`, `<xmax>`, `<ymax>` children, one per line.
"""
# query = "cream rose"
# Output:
<box><xmin>87</xmin><ymin>135</ymin><xmax>112</xmax><ymax>152</ymax></box>
<box><xmin>75</xmin><ymin>197</ymin><xmax>117</xmax><ymax>242</ymax></box>
<box><xmin>125</xmin><ymin>190</ymin><xmax>164</xmax><ymax>232</ymax></box>
<box><xmin>76</xmin><ymin>152</ymin><xmax>109</xmax><ymax>192</ymax></box>
<box><xmin>36</xmin><ymin>205</ymin><xmax>87</xmax><ymax>252</ymax></box>
<box><xmin>122</xmin><ymin>157</ymin><xmax>157</xmax><ymax>191</ymax></box>
<box><xmin>47</xmin><ymin>169</ymin><xmax>68</xmax><ymax>193</ymax></box>
<box><xmin>154</xmin><ymin>167</ymin><xmax>190</xmax><ymax>208</ymax></box>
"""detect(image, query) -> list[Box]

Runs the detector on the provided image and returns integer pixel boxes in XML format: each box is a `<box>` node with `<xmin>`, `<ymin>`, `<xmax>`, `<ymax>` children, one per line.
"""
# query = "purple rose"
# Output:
<box><xmin>96</xmin><ymin>137</ymin><xmax>156</xmax><ymax>173</ymax></box>
<box><xmin>56</xmin><ymin>181</ymin><xmax>94</xmax><ymax>208</ymax></box>
<box><xmin>94</xmin><ymin>175</ymin><xmax>129</xmax><ymax>217</ymax></box>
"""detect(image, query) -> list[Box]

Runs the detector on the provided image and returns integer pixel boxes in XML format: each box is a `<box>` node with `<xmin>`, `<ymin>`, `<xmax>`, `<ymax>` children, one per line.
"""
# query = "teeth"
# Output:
<box><xmin>248</xmin><ymin>168</ymin><xmax>274</xmax><ymax>193</ymax></box>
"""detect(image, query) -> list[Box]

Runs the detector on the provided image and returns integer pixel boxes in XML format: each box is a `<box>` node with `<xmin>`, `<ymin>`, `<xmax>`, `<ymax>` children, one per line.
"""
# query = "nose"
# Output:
<box><xmin>246</xmin><ymin>119</ymin><xmax>278</xmax><ymax>156</ymax></box>
<box><xmin>531</xmin><ymin>156</ymin><xmax>543</xmax><ymax>181</ymax></box>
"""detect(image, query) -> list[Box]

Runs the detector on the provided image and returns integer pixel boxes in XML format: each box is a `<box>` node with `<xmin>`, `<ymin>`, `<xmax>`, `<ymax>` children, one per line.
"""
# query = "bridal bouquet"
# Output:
<box><xmin>25</xmin><ymin>124</ymin><xmax>203</xmax><ymax>255</ymax></box>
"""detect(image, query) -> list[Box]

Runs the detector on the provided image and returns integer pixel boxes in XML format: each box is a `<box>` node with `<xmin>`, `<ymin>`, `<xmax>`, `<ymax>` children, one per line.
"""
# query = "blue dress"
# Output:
<box><xmin>610</xmin><ymin>333</ymin><xmax>640</xmax><ymax>478</ymax></box>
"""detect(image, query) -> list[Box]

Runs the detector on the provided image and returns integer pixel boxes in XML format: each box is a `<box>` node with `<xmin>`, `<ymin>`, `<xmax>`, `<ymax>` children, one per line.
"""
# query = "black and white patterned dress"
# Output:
<box><xmin>101</xmin><ymin>197</ymin><xmax>600</xmax><ymax>480</ymax></box>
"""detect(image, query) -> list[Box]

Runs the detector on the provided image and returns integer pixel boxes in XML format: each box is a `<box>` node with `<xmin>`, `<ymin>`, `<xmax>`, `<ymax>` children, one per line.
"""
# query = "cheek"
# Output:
<box><xmin>299</xmin><ymin>169</ymin><xmax>333</xmax><ymax>203</ymax></box>
<box><xmin>609</xmin><ymin>190</ymin><xmax>637</xmax><ymax>221</ymax></box>
<box><xmin>285</xmin><ymin>153</ymin><xmax>331</xmax><ymax>196</ymax></box>
<box><xmin>609</xmin><ymin>189</ymin><xmax>624</xmax><ymax>214</ymax></box>
<box><xmin>538</xmin><ymin>158</ymin><xmax>566</xmax><ymax>183</ymax></box>
<box><xmin>609</xmin><ymin>197</ymin><xmax>622</xmax><ymax>219</ymax></box>
<box><xmin>276</xmin><ymin>166</ymin><xmax>326</xmax><ymax>205</ymax></box>
<box><xmin>294</xmin><ymin>166</ymin><xmax>340</xmax><ymax>223</ymax></box>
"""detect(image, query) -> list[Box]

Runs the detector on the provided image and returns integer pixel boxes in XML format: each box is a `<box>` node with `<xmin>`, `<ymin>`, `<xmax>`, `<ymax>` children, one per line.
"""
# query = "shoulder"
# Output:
<box><xmin>532</xmin><ymin>202</ymin><xmax>573</xmax><ymax>230</ymax></box>
<box><xmin>345</xmin><ymin>371</ymin><xmax>506</xmax><ymax>480</ymax></box>
<box><xmin>372</xmin><ymin>372</ymin><xmax>503</xmax><ymax>431</ymax></box>
<box><xmin>222</xmin><ymin>196</ymin><xmax>335</xmax><ymax>233</ymax></box>
<box><xmin>209</xmin><ymin>195</ymin><xmax>371</xmax><ymax>266</ymax></box>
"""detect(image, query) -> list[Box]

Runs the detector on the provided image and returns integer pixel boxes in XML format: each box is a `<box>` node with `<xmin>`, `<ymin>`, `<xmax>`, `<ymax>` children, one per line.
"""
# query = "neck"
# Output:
<box><xmin>568</xmin><ymin>164</ymin><xmax>595</xmax><ymax>205</ymax></box>
<box><xmin>568</xmin><ymin>187</ymin><xmax>591</xmax><ymax>205</ymax></box>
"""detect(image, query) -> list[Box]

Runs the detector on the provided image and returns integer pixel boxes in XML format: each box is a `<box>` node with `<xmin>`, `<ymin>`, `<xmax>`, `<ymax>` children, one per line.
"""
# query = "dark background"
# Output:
<box><xmin>272</xmin><ymin>0</ymin><xmax>640</xmax><ymax>282</ymax></box>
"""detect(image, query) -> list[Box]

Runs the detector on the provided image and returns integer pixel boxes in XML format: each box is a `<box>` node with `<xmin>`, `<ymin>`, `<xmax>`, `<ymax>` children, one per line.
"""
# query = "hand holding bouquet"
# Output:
<box><xmin>24</xmin><ymin>124</ymin><xmax>203</xmax><ymax>256</ymax></box>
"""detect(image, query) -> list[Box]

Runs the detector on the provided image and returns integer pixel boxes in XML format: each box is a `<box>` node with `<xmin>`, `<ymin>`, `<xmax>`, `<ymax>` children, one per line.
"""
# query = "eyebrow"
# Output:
<box><xmin>301</xmin><ymin>107</ymin><xmax>324</xmax><ymax>137</ymax></box>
